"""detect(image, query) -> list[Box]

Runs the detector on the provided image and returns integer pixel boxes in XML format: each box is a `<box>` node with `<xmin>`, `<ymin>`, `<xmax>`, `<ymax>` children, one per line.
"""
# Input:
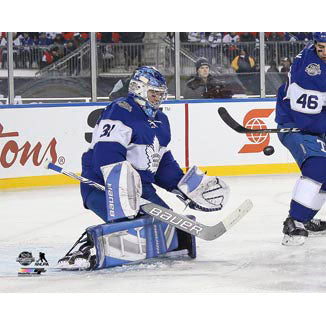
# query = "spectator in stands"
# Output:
<box><xmin>208</xmin><ymin>33</ymin><xmax>222</xmax><ymax>47</ymax></box>
<box><xmin>0</xmin><ymin>33</ymin><xmax>21</xmax><ymax>68</ymax></box>
<box><xmin>32</xmin><ymin>34</ymin><xmax>40</xmax><ymax>46</ymax></box>
<box><xmin>285</xmin><ymin>32</ymin><xmax>299</xmax><ymax>42</ymax></box>
<box><xmin>231</xmin><ymin>48</ymin><xmax>255</xmax><ymax>73</ymax></box>
<box><xmin>101</xmin><ymin>32</ymin><xmax>113</xmax><ymax>43</ymax></box>
<box><xmin>280</xmin><ymin>57</ymin><xmax>291</xmax><ymax>73</ymax></box>
<box><xmin>222</xmin><ymin>32</ymin><xmax>240</xmax><ymax>61</ymax></box>
<box><xmin>99</xmin><ymin>33</ymin><xmax>116</xmax><ymax>72</ymax></box>
<box><xmin>239</xmin><ymin>32</ymin><xmax>256</xmax><ymax>42</ymax></box>
<box><xmin>222</xmin><ymin>32</ymin><xmax>240</xmax><ymax>43</ymax></box>
<box><xmin>297</xmin><ymin>32</ymin><xmax>313</xmax><ymax>42</ymax></box>
<box><xmin>39</xmin><ymin>32</ymin><xmax>53</xmax><ymax>46</ymax></box>
<box><xmin>184</xmin><ymin>57</ymin><xmax>233</xmax><ymax>99</ymax></box>
<box><xmin>53</xmin><ymin>33</ymin><xmax>65</xmax><ymax>58</ymax></box>
<box><xmin>188</xmin><ymin>32</ymin><xmax>201</xmax><ymax>42</ymax></box>
<box><xmin>46</xmin><ymin>32</ymin><xmax>57</xmax><ymax>41</ymax></box>
<box><xmin>80</xmin><ymin>33</ymin><xmax>89</xmax><ymax>42</ymax></box>
<box><xmin>72</xmin><ymin>34</ymin><xmax>81</xmax><ymax>48</ymax></box>
<box><xmin>119</xmin><ymin>32</ymin><xmax>145</xmax><ymax>69</ymax></box>
<box><xmin>40</xmin><ymin>48</ymin><xmax>54</xmax><ymax>68</ymax></box>
<box><xmin>65</xmin><ymin>40</ymin><xmax>77</xmax><ymax>55</ymax></box>
<box><xmin>19</xmin><ymin>33</ymin><xmax>34</xmax><ymax>68</ymax></box>
<box><xmin>63</xmin><ymin>32</ymin><xmax>75</xmax><ymax>42</ymax></box>
<box><xmin>20</xmin><ymin>32</ymin><xmax>34</xmax><ymax>46</ymax></box>
<box><xmin>265</xmin><ymin>32</ymin><xmax>285</xmax><ymax>42</ymax></box>
<box><xmin>51</xmin><ymin>46</ymin><xmax>61</xmax><ymax>63</ymax></box>
<box><xmin>267</xmin><ymin>60</ymin><xmax>279</xmax><ymax>73</ymax></box>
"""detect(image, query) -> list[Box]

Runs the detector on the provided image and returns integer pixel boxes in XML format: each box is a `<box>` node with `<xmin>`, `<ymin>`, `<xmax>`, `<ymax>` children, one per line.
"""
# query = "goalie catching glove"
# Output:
<box><xmin>175</xmin><ymin>166</ymin><xmax>230</xmax><ymax>212</ymax></box>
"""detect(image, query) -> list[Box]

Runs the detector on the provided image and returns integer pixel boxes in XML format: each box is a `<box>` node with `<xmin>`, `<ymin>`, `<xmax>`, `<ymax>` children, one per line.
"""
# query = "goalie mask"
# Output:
<box><xmin>128</xmin><ymin>66</ymin><xmax>168</xmax><ymax>117</ymax></box>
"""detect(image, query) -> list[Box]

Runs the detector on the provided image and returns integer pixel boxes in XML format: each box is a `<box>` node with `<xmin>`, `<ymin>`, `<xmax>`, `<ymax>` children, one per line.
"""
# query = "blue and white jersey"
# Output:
<box><xmin>81</xmin><ymin>96</ymin><xmax>184</xmax><ymax>205</ymax></box>
<box><xmin>275</xmin><ymin>42</ymin><xmax>326</xmax><ymax>133</ymax></box>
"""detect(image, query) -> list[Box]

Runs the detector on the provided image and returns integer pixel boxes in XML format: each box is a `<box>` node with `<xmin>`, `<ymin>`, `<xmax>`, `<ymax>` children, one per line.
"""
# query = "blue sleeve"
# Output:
<box><xmin>154</xmin><ymin>150</ymin><xmax>184</xmax><ymax>192</ymax></box>
<box><xmin>93</xmin><ymin>142</ymin><xmax>127</xmax><ymax>177</ymax></box>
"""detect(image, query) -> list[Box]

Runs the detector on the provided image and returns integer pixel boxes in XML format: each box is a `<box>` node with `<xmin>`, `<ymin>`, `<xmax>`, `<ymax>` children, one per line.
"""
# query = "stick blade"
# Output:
<box><xmin>201</xmin><ymin>199</ymin><xmax>253</xmax><ymax>240</ymax></box>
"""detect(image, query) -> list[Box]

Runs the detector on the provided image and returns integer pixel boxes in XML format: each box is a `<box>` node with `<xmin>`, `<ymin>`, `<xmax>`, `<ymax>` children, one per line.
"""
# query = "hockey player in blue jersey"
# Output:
<box><xmin>275</xmin><ymin>32</ymin><xmax>326</xmax><ymax>246</ymax></box>
<box><xmin>57</xmin><ymin>66</ymin><xmax>230</xmax><ymax>269</ymax></box>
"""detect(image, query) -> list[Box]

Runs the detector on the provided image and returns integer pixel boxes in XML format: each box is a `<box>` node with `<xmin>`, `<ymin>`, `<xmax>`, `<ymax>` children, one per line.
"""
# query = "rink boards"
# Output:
<box><xmin>0</xmin><ymin>99</ymin><xmax>299</xmax><ymax>189</ymax></box>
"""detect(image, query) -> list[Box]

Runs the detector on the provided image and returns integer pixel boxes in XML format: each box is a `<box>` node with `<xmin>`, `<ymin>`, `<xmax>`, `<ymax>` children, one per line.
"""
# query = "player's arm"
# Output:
<box><xmin>290</xmin><ymin>109</ymin><xmax>326</xmax><ymax>134</ymax></box>
<box><xmin>154</xmin><ymin>150</ymin><xmax>184</xmax><ymax>191</ymax></box>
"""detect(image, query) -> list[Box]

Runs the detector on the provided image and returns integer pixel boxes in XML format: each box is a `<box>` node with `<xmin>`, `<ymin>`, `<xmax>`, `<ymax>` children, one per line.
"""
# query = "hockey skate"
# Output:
<box><xmin>304</xmin><ymin>219</ymin><xmax>326</xmax><ymax>235</ymax></box>
<box><xmin>57</xmin><ymin>232</ymin><xmax>96</xmax><ymax>270</ymax></box>
<box><xmin>282</xmin><ymin>216</ymin><xmax>308</xmax><ymax>246</ymax></box>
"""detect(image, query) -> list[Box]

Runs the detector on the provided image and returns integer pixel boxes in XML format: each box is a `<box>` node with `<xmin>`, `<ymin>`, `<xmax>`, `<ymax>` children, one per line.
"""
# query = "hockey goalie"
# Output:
<box><xmin>57</xmin><ymin>66</ymin><xmax>230</xmax><ymax>270</ymax></box>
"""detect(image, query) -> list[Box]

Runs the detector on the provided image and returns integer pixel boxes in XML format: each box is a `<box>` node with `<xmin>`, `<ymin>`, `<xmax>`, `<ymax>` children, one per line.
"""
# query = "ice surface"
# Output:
<box><xmin>2</xmin><ymin>174</ymin><xmax>326</xmax><ymax>293</ymax></box>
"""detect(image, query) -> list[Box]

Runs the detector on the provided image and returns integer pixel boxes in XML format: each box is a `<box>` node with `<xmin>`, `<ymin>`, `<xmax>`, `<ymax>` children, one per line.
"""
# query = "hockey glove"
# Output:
<box><xmin>175</xmin><ymin>166</ymin><xmax>230</xmax><ymax>212</ymax></box>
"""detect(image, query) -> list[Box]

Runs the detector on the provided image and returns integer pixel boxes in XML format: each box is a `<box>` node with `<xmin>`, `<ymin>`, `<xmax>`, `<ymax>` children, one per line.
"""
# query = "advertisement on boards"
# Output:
<box><xmin>0</xmin><ymin>99</ymin><xmax>298</xmax><ymax>186</ymax></box>
<box><xmin>0</xmin><ymin>103</ymin><xmax>185</xmax><ymax>181</ymax></box>
<box><xmin>187</xmin><ymin>100</ymin><xmax>296</xmax><ymax>168</ymax></box>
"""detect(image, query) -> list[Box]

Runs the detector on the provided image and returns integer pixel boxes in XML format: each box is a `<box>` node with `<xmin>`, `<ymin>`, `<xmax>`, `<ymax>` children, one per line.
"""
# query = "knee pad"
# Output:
<box><xmin>292</xmin><ymin>176</ymin><xmax>324</xmax><ymax>210</ymax></box>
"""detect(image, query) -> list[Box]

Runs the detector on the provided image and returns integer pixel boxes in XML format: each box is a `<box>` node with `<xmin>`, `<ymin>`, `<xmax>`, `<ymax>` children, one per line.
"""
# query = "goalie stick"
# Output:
<box><xmin>142</xmin><ymin>200</ymin><xmax>252</xmax><ymax>241</ymax></box>
<box><xmin>44</xmin><ymin>160</ymin><xmax>252</xmax><ymax>241</ymax></box>
<box><xmin>218</xmin><ymin>107</ymin><xmax>301</xmax><ymax>134</ymax></box>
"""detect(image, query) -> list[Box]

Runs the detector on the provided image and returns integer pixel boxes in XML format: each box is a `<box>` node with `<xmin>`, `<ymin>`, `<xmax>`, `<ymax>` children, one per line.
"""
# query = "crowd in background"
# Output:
<box><xmin>174</xmin><ymin>32</ymin><xmax>313</xmax><ymax>45</ymax></box>
<box><xmin>160</xmin><ymin>32</ymin><xmax>311</xmax><ymax>82</ymax></box>
<box><xmin>171</xmin><ymin>32</ymin><xmax>312</xmax><ymax>72</ymax></box>
<box><xmin>0</xmin><ymin>32</ymin><xmax>145</xmax><ymax>69</ymax></box>
<box><xmin>0</xmin><ymin>32</ymin><xmax>315</xmax><ymax>100</ymax></box>
<box><xmin>0</xmin><ymin>32</ymin><xmax>310</xmax><ymax>76</ymax></box>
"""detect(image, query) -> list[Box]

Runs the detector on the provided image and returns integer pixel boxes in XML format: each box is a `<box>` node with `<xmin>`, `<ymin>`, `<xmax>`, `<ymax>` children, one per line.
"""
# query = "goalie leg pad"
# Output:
<box><xmin>86</xmin><ymin>216</ymin><xmax>179</xmax><ymax>269</ymax></box>
<box><xmin>177</xmin><ymin>165</ymin><xmax>230</xmax><ymax>211</ymax></box>
<box><xmin>101</xmin><ymin>161</ymin><xmax>142</xmax><ymax>222</ymax></box>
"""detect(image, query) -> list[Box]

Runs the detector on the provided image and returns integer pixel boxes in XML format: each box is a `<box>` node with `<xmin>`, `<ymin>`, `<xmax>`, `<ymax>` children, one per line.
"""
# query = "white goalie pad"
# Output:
<box><xmin>101</xmin><ymin>161</ymin><xmax>142</xmax><ymax>220</ymax></box>
<box><xmin>177</xmin><ymin>166</ymin><xmax>230</xmax><ymax>211</ymax></box>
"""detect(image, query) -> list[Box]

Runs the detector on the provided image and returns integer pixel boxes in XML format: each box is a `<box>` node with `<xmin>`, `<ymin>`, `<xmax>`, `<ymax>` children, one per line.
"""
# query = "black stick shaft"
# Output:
<box><xmin>218</xmin><ymin>107</ymin><xmax>301</xmax><ymax>134</ymax></box>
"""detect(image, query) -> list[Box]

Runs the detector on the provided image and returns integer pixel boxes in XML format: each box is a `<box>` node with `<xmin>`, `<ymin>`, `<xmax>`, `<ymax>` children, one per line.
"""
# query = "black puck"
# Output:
<box><xmin>263</xmin><ymin>145</ymin><xmax>275</xmax><ymax>156</ymax></box>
